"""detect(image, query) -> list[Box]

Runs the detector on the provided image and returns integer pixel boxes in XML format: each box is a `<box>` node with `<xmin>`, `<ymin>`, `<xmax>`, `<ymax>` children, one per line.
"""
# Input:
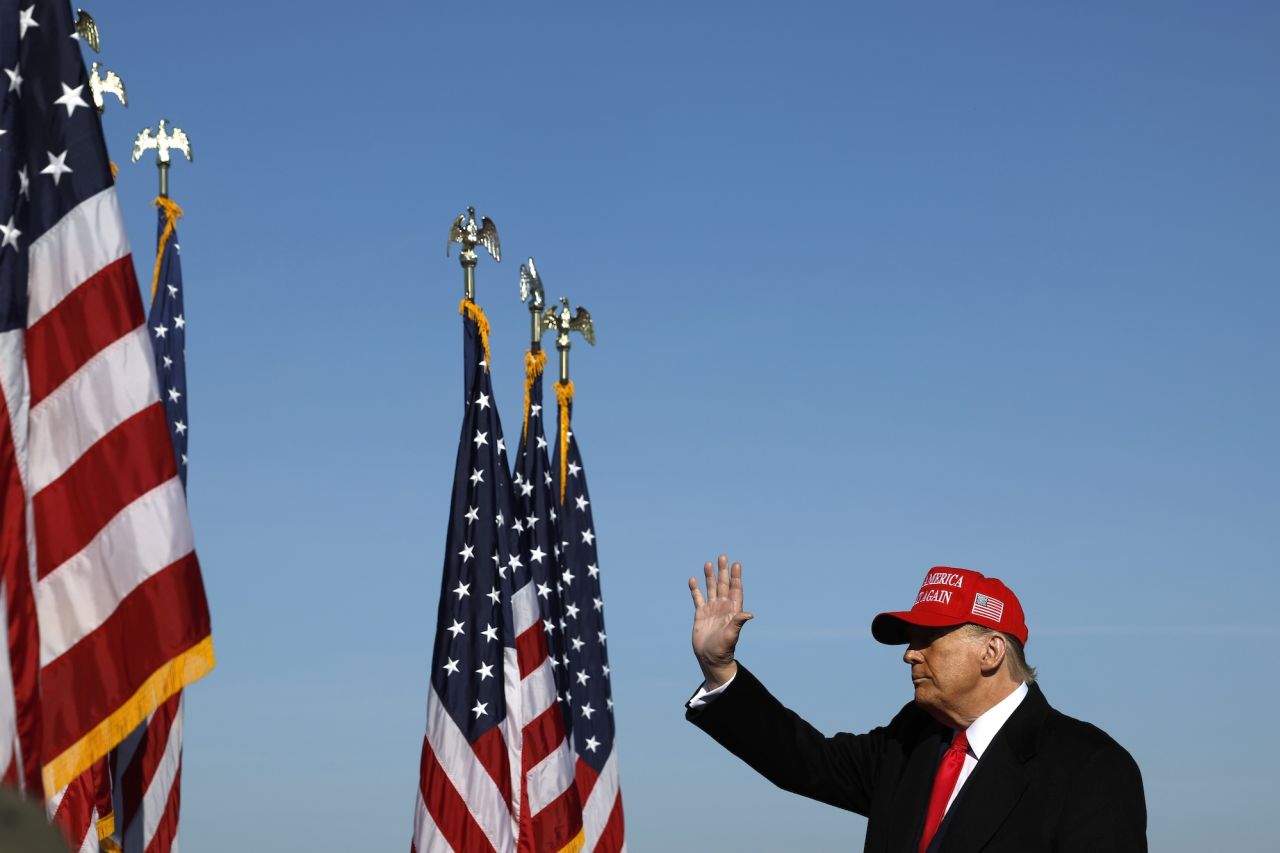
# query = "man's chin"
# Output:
<box><xmin>912</xmin><ymin>692</ymin><xmax>951</xmax><ymax>726</ymax></box>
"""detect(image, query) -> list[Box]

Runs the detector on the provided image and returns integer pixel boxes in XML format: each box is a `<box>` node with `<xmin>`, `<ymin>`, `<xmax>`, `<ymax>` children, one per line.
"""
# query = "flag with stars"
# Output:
<box><xmin>412</xmin><ymin>300</ymin><xmax>526</xmax><ymax>853</ymax></box>
<box><xmin>0</xmin><ymin>0</ymin><xmax>213</xmax><ymax>808</ymax></box>
<box><xmin>0</xmin><ymin>0</ymin><xmax>45</xmax><ymax>798</ymax></box>
<box><xmin>552</xmin><ymin>381</ymin><xmax>624</xmax><ymax>852</ymax></box>
<box><xmin>106</xmin><ymin>197</ymin><xmax>193</xmax><ymax>853</ymax></box>
<box><xmin>147</xmin><ymin>198</ymin><xmax>188</xmax><ymax>487</ymax></box>
<box><xmin>511</xmin><ymin>347</ymin><xmax>584</xmax><ymax>851</ymax></box>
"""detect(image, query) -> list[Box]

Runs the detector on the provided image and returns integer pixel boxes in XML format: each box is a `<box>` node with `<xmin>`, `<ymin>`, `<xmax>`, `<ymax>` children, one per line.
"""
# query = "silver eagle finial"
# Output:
<box><xmin>446</xmin><ymin>207</ymin><xmax>500</xmax><ymax>263</ymax></box>
<box><xmin>75</xmin><ymin>8</ymin><xmax>100</xmax><ymax>53</ymax></box>
<box><xmin>542</xmin><ymin>296</ymin><xmax>595</xmax><ymax>382</ymax></box>
<box><xmin>132</xmin><ymin>120</ymin><xmax>193</xmax><ymax>165</ymax></box>
<box><xmin>519</xmin><ymin>257</ymin><xmax>544</xmax><ymax>311</ymax></box>
<box><xmin>520</xmin><ymin>257</ymin><xmax>548</xmax><ymax>346</ymax></box>
<box><xmin>88</xmin><ymin>61</ymin><xmax>126</xmax><ymax>114</ymax></box>
<box><xmin>133</xmin><ymin>120</ymin><xmax>193</xmax><ymax>197</ymax></box>
<box><xmin>543</xmin><ymin>296</ymin><xmax>596</xmax><ymax>349</ymax></box>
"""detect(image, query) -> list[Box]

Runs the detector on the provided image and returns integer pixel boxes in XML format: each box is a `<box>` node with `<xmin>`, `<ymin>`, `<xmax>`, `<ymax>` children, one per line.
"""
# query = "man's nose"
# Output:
<box><xmin>903</xmin><ymin>647</ymin><xmax>923</xmax><ymax>665</ymax></box>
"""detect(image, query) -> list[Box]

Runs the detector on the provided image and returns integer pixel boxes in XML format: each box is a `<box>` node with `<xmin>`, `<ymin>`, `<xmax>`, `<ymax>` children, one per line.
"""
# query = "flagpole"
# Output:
<box><xmin>462</xmin><ymin>252</ymin><xmax>476</xmax><ymax>301</ymax></box>
<box><xmin>132</xmin><ymin>122</ymin><xmax>193</xmax><ymax>304</ymax></box>
<box><xmin>558</xmin><ymin>329</ymin><xmax>570</xmax><ymax>383</ymax></box>
<box><xmin>544</xmin><ymin>298</ymin><xmax>595</xmax><ymax>502</ymax></box>
<box><xmin>530</xmin><ymin>287</ymin><xmax>544</xmax><ymax>350</ymax></box>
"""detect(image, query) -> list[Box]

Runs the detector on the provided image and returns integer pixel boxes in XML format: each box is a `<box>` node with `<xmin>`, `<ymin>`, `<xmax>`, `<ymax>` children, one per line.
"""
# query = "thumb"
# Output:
<box><xmin>733</xmin><ymin>611</ymin><xmax>754</xmax><ymax>627</ymax></box>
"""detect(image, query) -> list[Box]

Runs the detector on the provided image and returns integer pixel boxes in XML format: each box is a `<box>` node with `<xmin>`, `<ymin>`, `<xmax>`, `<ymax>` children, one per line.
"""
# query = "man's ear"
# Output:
<box><xmin>979</xmin><ymin>631</ymin><xmax>1007</xmax><ymax>676</ymax></box>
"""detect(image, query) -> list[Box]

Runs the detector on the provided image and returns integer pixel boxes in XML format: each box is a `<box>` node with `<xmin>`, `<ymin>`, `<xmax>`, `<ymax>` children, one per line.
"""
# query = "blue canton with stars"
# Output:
<box><xmin>1</xmin><ymin>0</ymin><xmax>113</xmax><ymax>333</ymax></box>
<box><xmin>429</xmin><ymin>311</ymin><xmax>523</xmax><ymax>741</ymax></box>
<box><xmin>512</xmin><ymin>353</ymin><xmax>574</xmax><ymax>726</ymax></box>
<box><xmin>553</xmin><ymin>395</ymin><xmax>618</xmax><ymax>773</ymax></box>
<box><xmin>147</xmin><ymin>211</ymin><xmax>188</xmax><ymax>488</ymax></box>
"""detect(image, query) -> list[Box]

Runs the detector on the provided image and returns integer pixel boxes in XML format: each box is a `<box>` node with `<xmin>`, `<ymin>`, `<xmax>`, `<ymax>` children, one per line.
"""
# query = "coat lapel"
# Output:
<box><xmin>882</xmin><ymin>726</ymin><xmax>948</xmax><ymax>853</ymax></box>
<box><xmin>936</xmin><ymin>685</ymin><xmax>1049</xmax><ymax>853</ymax></box>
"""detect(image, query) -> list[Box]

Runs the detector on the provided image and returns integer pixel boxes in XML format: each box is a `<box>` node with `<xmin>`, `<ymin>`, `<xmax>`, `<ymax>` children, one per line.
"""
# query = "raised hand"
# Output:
<box><xmin>689</xmin><ymin>554</ymin><xmax>754</xmax><ymax>689</ymax></box>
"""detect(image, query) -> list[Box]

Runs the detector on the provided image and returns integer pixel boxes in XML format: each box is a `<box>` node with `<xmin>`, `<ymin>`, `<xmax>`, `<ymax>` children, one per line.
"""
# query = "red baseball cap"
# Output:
<box><xmin>871</xmin><ymin>567</ymin><xmax>1028</xmax><ymax>646</ymax></box>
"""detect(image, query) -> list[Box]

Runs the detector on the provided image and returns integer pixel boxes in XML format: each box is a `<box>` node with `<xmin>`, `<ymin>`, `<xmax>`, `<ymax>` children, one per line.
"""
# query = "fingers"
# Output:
<box><xmin>702</xmin><ymin>554</ymin><xmax>745</xmax><ymax>608</ymax></box>
<box><xmin>729</xmin><ymin>561</ymin><xmax>744</xmax><ymax>608</ymax></box>
<box><xmin>688</xmin><ymin>576</ymin><xmax>705</xmax><ymax>609</ymax></box>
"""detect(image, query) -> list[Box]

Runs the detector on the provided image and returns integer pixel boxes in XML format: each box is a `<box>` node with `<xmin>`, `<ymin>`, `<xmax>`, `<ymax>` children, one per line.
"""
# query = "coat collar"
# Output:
<box><xmin>931</xmin><ymin>683</ymin><xmax>1052</xmax><ymax>852</ymax></box>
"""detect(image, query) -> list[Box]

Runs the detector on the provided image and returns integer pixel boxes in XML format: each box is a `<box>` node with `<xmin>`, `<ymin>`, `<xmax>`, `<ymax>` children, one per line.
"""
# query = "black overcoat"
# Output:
<box><xmin>686</xmin><ymin>664</ymin><xmax>1146</xmax><ymax>852</ymax></box>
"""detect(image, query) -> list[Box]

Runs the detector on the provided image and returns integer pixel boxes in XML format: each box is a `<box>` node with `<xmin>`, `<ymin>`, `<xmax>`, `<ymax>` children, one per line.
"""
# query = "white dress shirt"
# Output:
<box><xmin>687</xmin><ymin>673</ymin><xmax>736</xmax><ymax>708</ymax></box>
<box><xmin>687</xmin><ymin>674</ymin><xmax>1029</xmax><ymax>818</ymax></box>
<box><xmin>944</xmin><ymin>681</ymin><xmax>1027</xmax><ymax>813</ymax></box>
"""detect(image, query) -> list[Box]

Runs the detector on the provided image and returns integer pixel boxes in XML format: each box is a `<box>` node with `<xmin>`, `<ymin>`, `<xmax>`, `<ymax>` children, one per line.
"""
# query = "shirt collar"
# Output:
<box><xmin>959</xmin><ymin>681</ymin><xmax>1028</xmax><ymax>759</ymax></box>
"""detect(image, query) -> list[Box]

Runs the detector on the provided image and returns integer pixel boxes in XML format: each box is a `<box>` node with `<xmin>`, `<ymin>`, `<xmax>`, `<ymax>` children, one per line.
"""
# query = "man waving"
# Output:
<box><xmin>686</xmin><ymin>556</ymin><xmax>1146</xmax><ymax>852</ymax></box>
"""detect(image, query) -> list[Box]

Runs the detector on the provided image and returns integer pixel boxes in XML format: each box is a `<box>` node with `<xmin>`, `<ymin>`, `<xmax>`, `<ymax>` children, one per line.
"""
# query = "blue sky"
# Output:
<box><xmin>91</xmin><ymin>1</ymin><xmax>1278</xmax><ymax>849</ymax></box>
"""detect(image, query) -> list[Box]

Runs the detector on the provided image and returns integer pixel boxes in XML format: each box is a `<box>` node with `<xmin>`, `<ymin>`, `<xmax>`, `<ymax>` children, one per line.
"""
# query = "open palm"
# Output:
<box><xmin>689</xmin><ymin>555</ymin><xmax>754</xmax><ymax>688</ymax></box>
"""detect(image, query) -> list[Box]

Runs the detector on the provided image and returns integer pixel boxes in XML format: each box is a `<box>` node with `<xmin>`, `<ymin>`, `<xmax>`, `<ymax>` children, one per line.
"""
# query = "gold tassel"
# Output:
<box><xmin>150</xmin><ymin>196</ymin><xmax>184</xmax><ymax>302</ymax></box>
<box><xmin>555</xmin><ymin>380</ymin><xmax>574</xmax><ymax>504</ymax></box>
<box><xmin>459</xmin><ymin>299</ymin><xmax>492</xmax><ymax>371</ymax></box>
<box><xmin>523</xmin><ymin>349</ymin><xmax>546</xmax><ymax>441</ymax></box>
<box><xmin>109</xmin><ymin>161</ymin><xmax>118</xmax><ymax>180</ymax></box>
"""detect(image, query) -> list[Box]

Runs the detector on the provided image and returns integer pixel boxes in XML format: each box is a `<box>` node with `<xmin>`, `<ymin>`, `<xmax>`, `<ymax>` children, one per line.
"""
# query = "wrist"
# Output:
<box><xmin>700</xmin><ymin>659</ymin><xmax>738</xmax><ymax>691</ymax></box>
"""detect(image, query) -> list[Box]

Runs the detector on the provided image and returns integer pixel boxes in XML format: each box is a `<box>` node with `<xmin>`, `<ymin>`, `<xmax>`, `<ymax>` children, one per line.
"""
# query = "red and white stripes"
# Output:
<box><xmin>0</xmin><ymin>182</ymin><xmax>214</xmax><ymax>800</ymax></box>
<box><xmin>412</xmin><ymin>575</ymin><xmax>583</xmax><ymax>853</ymax></box>
<box><xmin>0</xmin><ymin>302</ymin><xmax>42</xmax><ymax>799</ymax></box>
<box><xmin>113</xmin><ymin>693</ymin><xmax>183</xmax><ymax>853</ymax></box>
<box><xmin>413</xmin><ymin>684</ymin><xmax>515</xmax><ymax>853</ymax></box>
<box><xmin>576</xmin><ymin>749</ymin><xmax>624</xmax><ymax>853</ymax></box>
<box><xmin>49</xmin><ymin>755</ymin><xmax>112</xmax><ymax>853</ymax></box>
<box><xmin>510</xmin><ymin>580</ymin><xmax>582</xmax><ymax>853</ymax></box>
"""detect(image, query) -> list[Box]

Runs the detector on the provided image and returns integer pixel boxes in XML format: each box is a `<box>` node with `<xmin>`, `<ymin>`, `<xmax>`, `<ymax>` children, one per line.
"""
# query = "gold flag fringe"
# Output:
<box><xmin>459</xmin><ymin>299</ymin><xmax>492</xmax><ymax>371</ymax></box>
<box><xmin>97</xmin><ymin>812</ymin><xmax>117</xmax><ymax>844</ymax></box>
<box><xmin>42</xmin><ymin>635</ymin><xmax>215</xmax><ymax>797</ymax></box>
<box><xmin>555</xmin><ymin>380</ymin><xmax>574</xmax><ymax>504</ymax></box>
<box><xmin>523</xmin><ymin>349</ymin><xmax>546</xmax><ymax>441</ymax></box>
<box><xmin>149</xmin><ymin>196</ymin><xmax>184</xmax><ymax>302</ymax></box>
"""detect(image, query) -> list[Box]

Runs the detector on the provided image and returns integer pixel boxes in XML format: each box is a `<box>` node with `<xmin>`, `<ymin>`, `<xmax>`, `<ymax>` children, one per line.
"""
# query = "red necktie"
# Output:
<box><xmin>918</xmin><ymin>728</ymin><xmax>970</xmax><ymax>853</ymax></box>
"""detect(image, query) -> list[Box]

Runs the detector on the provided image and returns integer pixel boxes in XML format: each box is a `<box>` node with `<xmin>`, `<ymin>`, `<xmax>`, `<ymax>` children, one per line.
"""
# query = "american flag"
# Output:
<box><xmin>0</xmin><ymin>0</ymin><xmax>213</xmax><ymax>819</ymax></box>
<box><xmin>146</xmin><ymin>200</ymin><xmax>188</xmax><ymax>488</ymax></box>
<box><xmin>112</xmin><ymin>693</ymin><xmax>183</xmax><ymax>853</ymax></box>
<box><xmin>107</xmin><ymin>199</ymin><xmax>193</xmax><ymax>853</ymax></box>
<box><xmin>511</xmin><ymin>347</ymin><xmax>584</xmax><ymax>851</ymax></box>
<box><xmin>552</xmin><ymin>383</ymin><xmax>624</xmax><ymax>852</ymax></box>
<box><xmin>412</xmin><ymin>301</ymin><xmax>524</xmax><ymax>853</ymax></box>
<box><xmin>971</xmin><ymin>593</ymin><xmax>1005</xmax><ymax>622</ymax></box>
<box><xmin>49</xmin><ymin>754</ymin><xmax>111</xmax><ymax>851</ymax></box>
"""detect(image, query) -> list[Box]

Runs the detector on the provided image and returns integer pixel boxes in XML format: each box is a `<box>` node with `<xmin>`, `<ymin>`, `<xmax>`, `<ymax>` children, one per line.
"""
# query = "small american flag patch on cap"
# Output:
<box><xmin>972</xmin><ymin>593</ymin><xmax>1005</xmax><ymax>621</ymax></box>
